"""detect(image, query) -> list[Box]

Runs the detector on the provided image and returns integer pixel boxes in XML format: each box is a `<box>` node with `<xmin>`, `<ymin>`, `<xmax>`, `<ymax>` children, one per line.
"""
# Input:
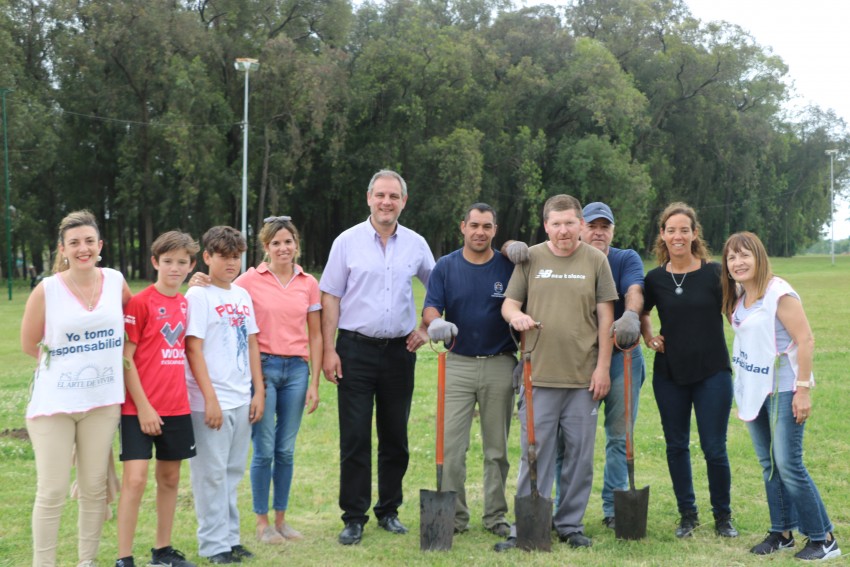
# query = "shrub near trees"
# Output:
<box><xmin>0</xmin><ymin>0</ymin><xmax>846</xmax><ymax>277</ymax></box>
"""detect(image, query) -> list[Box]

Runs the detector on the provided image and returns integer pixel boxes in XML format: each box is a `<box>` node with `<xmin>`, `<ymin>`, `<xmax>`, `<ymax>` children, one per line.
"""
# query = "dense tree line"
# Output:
<box><xmin>0</xmin><ymin>0</ymin><xmax>847</xmax><ymax>278</ymax></box>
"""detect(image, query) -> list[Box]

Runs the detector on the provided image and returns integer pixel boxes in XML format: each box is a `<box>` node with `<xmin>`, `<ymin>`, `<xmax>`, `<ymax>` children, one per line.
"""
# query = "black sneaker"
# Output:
<box><xmin>150</xmin><ymin>545</ymin><xmax>197</xmax><ymax>566</ymax></box>
<box><xmin>116</xmin><ymin>558</ymin><xmax>135</xmax><ymax>567</ymax></box>
<box><xmin>230</xmin><ymin>546</ymin><xmax>254</xmax><ymax>560</ymax></box>
<box><xmin>207</xmin><ymin>551</ymin><xmax>240</xmax><ymax>565</ymax></box>
<box><xmin>714</xmin><ymin>514</ymin><xmax>739</xmax><ymax>538</ymax></box>
<box><xmin>750</xmin><ymin>531</ymin><xmax>795</xmax><ymax>555</ymax></box>
<box><xmin>486</xmin><ymin>523</ymin><xmax>511</xmax><ymax>538</ymax></box>
<box><xmin>602</xmin><ymin>516</ymin><xmax>615</xmax><ymax>530</ymax></box>
<box><xmin>493</xmin><ymin>537</ymin><xmax>517</xmax><ymax>552</ymax></box>
<box><xmin>559</xmin><ymin>531</ymin><xmax>592</xmax><ymax>548</ymax></box>
<box><xmin>794</xmin><ymin>534</ymin><xmax>841</xmax><ymax>561</ymax></box>
<box><xmin>675</xmin><ymin>511</ymin><xmax>699</xmax><ymax>538</ymax></box>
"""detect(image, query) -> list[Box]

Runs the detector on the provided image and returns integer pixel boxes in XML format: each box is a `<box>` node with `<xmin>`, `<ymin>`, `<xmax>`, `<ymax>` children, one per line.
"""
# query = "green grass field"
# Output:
<box><xmin>1</xmin><ymin>256</ymin><xmax>847</xmax><ymax>566</ymax></box>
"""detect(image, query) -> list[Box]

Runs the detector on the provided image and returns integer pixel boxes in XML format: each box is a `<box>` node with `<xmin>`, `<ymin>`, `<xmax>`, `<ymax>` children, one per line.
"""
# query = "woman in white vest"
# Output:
<box><xmin>21</xmin><ymin>210</ymin><xmax>131</xmax><ymax>567</ymax></box>
<box><xmin>722</xmin><ymin>231</ymin><xmax>840</xmax><ymax>562</ymax></box>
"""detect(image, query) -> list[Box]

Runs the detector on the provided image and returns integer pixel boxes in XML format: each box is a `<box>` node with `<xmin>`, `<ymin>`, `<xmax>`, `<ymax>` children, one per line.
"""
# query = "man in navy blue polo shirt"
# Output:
<box><xmin>423</xmin><ymin>203</ymin><xmax>517</xmax><ymax>538</ymax></box>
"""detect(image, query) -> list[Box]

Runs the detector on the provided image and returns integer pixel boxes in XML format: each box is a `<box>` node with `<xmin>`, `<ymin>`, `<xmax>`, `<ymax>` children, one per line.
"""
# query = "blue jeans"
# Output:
<box><xmin>250</xmin><ymin>354</ymin><xmax>309</xmax><ymax>514</ymax></box>
<box><xmin>746</xmin><ymin>391</ymin><xmax>833</xmax><ymax>540</ymax></box>
<box><xmin>653</xmin><ymin>369</ymin><xmax>732</xmax><ymax>516</ymax></box>
<box><xmin>554</xmin><ymin>348</ymin><xmax>645</xmax><ymax>517</ymax></box>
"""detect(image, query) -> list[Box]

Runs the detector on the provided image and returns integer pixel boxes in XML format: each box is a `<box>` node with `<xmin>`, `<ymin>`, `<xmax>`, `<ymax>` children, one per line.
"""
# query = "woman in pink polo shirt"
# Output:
<box><xmin>234</xmin><ymin>215</ymin><xmax>322</xmax><ymax>545</ymax></box>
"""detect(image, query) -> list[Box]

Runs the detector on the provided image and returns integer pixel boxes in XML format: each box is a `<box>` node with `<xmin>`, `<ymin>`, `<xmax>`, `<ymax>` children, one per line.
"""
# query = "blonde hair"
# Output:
<box><xmin>653</xmin><ymin>202</ymin><xmax>711</xmax><ymax>265</ymax></box>
<box><xmin>52</xmin><ymin>210</ymin><xmax>100</xmax><ymax>273</ymax></box>
<box><xmin>258</xmin><ymin>218</ymin><xmax>301</xmax><ymax>263</ymax></box>
<box><xmin>721</xmin><ymin>231</ymin><xmax>773</xmax><ymax>318</ymax></box>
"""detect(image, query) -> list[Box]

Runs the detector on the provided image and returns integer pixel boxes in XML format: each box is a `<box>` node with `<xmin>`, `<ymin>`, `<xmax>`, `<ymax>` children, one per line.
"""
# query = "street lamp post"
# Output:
<box><xmin>1</xmin><ymin>88</ymin><xmax>12</xmax><ymax>300</ymax></box>
<box><xmin>826</xmin><ymin>149</ymin><xmax>838</xmax><ymax>266</ymax></box>
<box><xmin>234</xmin><ymin>58</ymin><xmax>259</xmax><ymax>273</ymax></box>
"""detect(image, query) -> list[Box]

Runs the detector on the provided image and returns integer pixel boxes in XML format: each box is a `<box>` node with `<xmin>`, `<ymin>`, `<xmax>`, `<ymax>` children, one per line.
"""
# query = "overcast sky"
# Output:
<box><xmin>522</xmin><ymin>0</ymin><xmax>849</xmax><ymax>239</ymax></box>
<box><xmin>683</xmin><ymin>0</ymin><xmax>849</xmax><ymax>239</ymax></box>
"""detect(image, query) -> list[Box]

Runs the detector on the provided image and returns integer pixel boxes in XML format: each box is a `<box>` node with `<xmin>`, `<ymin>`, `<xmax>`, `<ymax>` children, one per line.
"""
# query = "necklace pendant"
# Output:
<box><xmin>675</xmin><ymin>287</ymin><xmax>683</xmax><ymax>296</ymax></box>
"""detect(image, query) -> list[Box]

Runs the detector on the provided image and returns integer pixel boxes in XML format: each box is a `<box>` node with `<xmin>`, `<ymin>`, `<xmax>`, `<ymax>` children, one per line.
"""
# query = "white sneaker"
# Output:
<box><xmin>278</xmin><ymin>523</ymin><xmax>303</xmax><ymax>540</ymax></box>
<box><xmin>257</xmin><ymin>525</ymin><xmax>286</xmax><ymax>544</ymax></box>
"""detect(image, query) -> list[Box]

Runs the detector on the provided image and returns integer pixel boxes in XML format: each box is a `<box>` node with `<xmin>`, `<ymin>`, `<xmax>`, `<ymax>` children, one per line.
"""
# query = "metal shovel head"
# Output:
<box><xmin>515</xmin><ymin>492</ymin><xmax>553</xmax><ymax>552</ymax></box>
<box><xmin>613</xmin><ymin>485</ymin><xmax>650</xmax><ymax>540</ymax></box>
<box><xmin>419</xmin><ymin>488</ymin><xmax>456</xmax><ymax>551</ymax></box>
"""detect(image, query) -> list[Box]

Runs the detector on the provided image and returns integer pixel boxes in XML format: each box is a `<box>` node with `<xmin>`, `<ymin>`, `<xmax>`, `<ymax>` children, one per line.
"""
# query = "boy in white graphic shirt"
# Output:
<box><xmin>185</xmin><ymin>226</ymin><xmax>265</xmax><ymax>564</ymax></box>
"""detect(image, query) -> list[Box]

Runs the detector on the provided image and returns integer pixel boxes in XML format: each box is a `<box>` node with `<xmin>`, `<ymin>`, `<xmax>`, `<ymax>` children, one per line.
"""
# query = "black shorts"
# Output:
<box><xmin>119</xmin><ymin>414</ymin><xmax>196</xmax><ymax>462</ymax></box>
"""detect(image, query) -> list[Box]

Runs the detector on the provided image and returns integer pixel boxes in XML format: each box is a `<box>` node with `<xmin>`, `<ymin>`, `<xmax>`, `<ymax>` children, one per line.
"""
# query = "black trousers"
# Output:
<box><xmin>336</xmin><ymin>332</ymin><xmax>416</xmax><ymax>525</ymax></box>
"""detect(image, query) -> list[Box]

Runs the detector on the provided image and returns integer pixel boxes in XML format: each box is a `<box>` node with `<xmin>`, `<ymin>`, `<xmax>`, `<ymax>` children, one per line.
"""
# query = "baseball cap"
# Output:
<box><xmin>582</xmin><ymin>202</ymin><xmax>615</xmax><ymax>224</ymax></box>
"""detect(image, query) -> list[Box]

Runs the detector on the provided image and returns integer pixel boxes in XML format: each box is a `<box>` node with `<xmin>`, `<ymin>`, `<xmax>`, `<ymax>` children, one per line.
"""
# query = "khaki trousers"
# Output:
<box><xmin>27</xmin><ymin>404</ymin><xmax>120</xmax><ymax>567</ymax></box>
<box><xmin>441</xmin><ymin>352</ymin><xmax>515</xmax><ymax>531</ymax></box>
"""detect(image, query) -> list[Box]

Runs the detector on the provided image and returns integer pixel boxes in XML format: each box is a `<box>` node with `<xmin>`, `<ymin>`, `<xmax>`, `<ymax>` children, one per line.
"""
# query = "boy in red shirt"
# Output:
<box><xmin>115</xmin><ymin>231</ymin><xmax>199</xmax><ymax>567</ymax></box>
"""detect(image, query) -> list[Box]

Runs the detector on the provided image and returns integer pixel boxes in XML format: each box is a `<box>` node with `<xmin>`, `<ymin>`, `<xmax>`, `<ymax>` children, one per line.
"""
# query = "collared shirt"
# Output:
<box><xmin>234</xmin><ymin>262</ymin><xmax>320</xmax><ymax>359</ymax></box>
<box><xmin>320</xmin><ymin>217</ymin><xmax>435</xmax><ymax>338</ymax></box>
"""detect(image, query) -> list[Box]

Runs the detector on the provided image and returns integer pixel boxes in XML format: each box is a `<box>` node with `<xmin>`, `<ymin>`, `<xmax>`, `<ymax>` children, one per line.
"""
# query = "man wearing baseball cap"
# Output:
<box><xmin>553</xmin><ymin>201</ymin><xmax>646</xmax><ymax>530</ymax></box>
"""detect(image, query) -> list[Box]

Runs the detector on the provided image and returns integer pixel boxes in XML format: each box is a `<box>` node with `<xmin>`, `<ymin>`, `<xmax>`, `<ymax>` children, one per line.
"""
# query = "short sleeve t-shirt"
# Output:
<box><xmin>607</xmin><ymin>246</ymin><xmax>645</xmax><ymax>320</ymax></box>
<box><xmin>423</xmin><ymin>248</ymin><xmax>516</xmax><ymax>356</ymax></box>
<box><xmin>644</xmin><ymin>261</ymin><xmax>731</xmax><ymax>384</ymax></box>
<box><xmin>184</xmin><ymin>284</ymin><xmax>259</xmax><ymax>411</ymax></box>
<box><xmin>123</xmin><ymin>285</ymin><xmax>191</xmax><ymax>416</ymax></box>
<box><xmin>505</xmin><ymin>242</ymin><xmax>618</xmax><ymax>388</ymax></box>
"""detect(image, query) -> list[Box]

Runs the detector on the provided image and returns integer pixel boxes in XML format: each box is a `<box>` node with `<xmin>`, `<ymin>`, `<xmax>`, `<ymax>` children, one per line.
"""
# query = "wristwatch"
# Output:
<box><xmin>794</xmin><ymin>380</ymin><xmax>814</xmax><ymax>389</ymax></box>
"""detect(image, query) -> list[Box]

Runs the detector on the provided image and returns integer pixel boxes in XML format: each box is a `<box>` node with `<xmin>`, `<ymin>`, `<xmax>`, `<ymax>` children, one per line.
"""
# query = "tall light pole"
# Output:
<box><xmin>1</xmin><ymin>88</ymin><xmax>12</xmax><ymax>300</ymax></box>
<box><xmin>234</xmin><ymin>58</ymin><xmax>259</xmax><ymax>273</ymax></box>
<box><xmin>826</xmin><ymin>149</ymin><xmax>838</xmax><ymax>266</ymax></box>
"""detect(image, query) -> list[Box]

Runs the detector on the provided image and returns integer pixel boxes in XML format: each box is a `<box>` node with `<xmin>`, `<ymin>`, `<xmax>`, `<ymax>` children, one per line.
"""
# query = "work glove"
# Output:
<box><xmin>512</xmin><ymin>360</ymin><xmax>523</xmax><ymax>394</ymax></box>
<box><xmin>427</xmin><ymin>318</ymin><xmax>458</xmax><ymax>344</ymax></box>
<box><xmin>505</xmin><ymin>241</ymin><xmax>529</xmax><ymax>264</ymax></box>
<box><xmin>612</xmin><ymin>310</ymin><xmax>640</xmax><ymax>348</ymax></box>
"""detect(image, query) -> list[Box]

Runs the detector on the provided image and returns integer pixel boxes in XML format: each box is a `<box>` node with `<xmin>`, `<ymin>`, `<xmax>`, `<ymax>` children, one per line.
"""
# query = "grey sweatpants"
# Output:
<box><xmin>512</xmin><ymin>386</ymin><xmax>598</xmax><ymax>536</ymax></box>
<box><xmin>189</xmin><ymin>404</ymin><xmax>251</xmax><ymax>558</ymax></box>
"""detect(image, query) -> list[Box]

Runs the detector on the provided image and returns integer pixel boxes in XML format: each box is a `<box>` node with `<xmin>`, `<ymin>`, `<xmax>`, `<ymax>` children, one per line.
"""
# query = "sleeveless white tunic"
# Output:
<box><xmin>26</xmin><ymin>268</ymin><xmax>126</xmax><ymax>418</ymax></box>
<box><xmin>731</xmin><ymin>277</ymin><xmax>812</xmax><ymax>421</ymax></box>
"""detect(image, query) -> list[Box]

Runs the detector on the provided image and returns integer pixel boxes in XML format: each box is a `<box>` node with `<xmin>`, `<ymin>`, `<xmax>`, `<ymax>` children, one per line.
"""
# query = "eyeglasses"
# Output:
<box><xmin>263</xmin><ymin>215</ymin><xmax>292</xmax><ymax>224</ymax></box>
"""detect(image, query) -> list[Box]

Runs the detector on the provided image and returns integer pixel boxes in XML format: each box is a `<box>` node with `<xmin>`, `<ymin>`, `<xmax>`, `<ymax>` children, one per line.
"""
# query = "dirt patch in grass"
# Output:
<box><xmin>1</xmin><ymin>428</ymin><xmax>29</xmax><ymax>441</ymax></box>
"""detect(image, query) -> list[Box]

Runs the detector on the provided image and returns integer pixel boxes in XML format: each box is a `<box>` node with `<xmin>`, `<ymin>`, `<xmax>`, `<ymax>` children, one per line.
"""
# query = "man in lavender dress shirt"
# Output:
<box><xmin>320</xmin><ymin>169</ymin><xmax>435</xmax><ymax>545</ymax></box>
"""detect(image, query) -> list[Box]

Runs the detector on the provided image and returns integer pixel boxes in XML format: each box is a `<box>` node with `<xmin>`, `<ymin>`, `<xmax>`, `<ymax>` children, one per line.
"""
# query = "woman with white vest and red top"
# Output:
<box><xmin>21</xmin><ymin>210</ymin><xmax>132</xmax><ymax>567</ymax></box>
<box><xmin>722</xmin><ymin>231</ymin><xmax>840</xmax><ymax>562</ymax></box>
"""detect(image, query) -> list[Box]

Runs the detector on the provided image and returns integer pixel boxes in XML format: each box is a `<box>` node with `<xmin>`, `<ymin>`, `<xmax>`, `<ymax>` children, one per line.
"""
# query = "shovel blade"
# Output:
<box><xmin>613</xmin><ymin>485</ymin><xmax>650</xmax><ymax>540</ymax></box>
<box><xmin>419</xmin><ymin>489</ymin><xmax>457</xmax><ymax>551</ymax></box>
<box><xmin>514</xmin><ymin>493</ymin><xmax>553</xmax><ymax>552</ymax></box>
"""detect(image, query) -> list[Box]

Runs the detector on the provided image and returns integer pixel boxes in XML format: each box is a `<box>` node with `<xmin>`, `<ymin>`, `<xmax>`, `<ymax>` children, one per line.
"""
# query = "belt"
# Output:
<box><xmin>338</xmin><ymin>329</ymin><xmax>407</xmax><ymax>347</ymax></box>
<box><xmin>474</xmin><ymin>351</ymin><xmax>516</xmax><ymax>360</ymax></box>
<box><xmin>449</xmin><ymin>351</ymin><xmax>516</xmax><ymax>360</ymax></box>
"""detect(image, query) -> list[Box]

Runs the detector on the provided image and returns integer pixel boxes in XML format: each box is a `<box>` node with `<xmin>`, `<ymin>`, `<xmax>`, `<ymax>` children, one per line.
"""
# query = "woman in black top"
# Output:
<box><xmin>640</xmin><ymin>202</ymin><xmax>736</xmax><ymax>539</ymax></box>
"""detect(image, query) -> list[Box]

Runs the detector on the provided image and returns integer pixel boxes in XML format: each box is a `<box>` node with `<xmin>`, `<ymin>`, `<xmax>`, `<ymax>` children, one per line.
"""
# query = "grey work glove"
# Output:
<box><xmin>612</xmin><ymin>310</ymin><xmax>641</xmax><ymax>348</ymax></box>
<box><xmin>512</xmin><ymin>360</ymin><xmax>523</xmax><ymax>394</ymax></box>
<box><xmin>505</xmin><ymin>241</ymin><xmax>529</xmax><ymax>264</ymax></box>
<box><xmin>427</xmin><ymin>318</ymin><xmax>458</xmax><ymax>344</ymax></box>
